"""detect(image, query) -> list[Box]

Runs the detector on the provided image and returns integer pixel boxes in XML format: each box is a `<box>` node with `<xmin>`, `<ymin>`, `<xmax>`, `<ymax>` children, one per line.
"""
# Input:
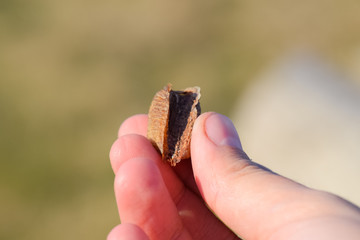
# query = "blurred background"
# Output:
<box><xmin>1</xmin><ymin>0</ymin><xmax>360</xmax><ymax>239</ymax></box>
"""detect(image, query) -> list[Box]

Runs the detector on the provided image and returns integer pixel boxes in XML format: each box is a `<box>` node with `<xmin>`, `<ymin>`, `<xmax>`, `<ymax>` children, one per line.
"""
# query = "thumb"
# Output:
<box><xmin>191</xmin><ymin>112</ymin><xmax>310</xmax><ymax>239</ymax></box>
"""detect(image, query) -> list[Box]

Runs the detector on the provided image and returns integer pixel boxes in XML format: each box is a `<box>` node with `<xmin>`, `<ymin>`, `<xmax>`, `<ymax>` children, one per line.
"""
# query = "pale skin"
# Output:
<box><xmin>108</xmin><ymin>112</ymin><xmax>360</xmax><ymax>240</ymax></box>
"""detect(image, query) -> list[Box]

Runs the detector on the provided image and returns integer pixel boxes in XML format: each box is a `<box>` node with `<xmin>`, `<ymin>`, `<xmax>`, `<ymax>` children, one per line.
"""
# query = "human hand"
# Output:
<box><xmin>108</xmin><ymin>112</ymin><xmax>360</xmax><ymax>240</ymax></box>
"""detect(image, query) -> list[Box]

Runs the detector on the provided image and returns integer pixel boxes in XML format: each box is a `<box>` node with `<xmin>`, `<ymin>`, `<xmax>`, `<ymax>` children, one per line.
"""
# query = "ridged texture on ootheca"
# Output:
<box><xmin>147</xmin><ymin>85</ymin><xmax>170</xmax><ymax>155</ymax></box>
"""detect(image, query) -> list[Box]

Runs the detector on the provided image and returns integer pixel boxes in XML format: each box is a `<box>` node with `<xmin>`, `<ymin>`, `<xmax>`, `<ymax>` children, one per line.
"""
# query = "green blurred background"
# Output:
<box><xmin>1</xmin><ymin>0</ymin><xmax>360</xmax><ymax>239</ymax></box>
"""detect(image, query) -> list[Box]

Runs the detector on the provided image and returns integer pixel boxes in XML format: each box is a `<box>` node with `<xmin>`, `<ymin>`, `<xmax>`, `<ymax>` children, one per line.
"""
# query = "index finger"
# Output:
<box><xmin>118</xmin><ymin>114</ymin><xmax>148</xmax><ymax>138</ymax></box>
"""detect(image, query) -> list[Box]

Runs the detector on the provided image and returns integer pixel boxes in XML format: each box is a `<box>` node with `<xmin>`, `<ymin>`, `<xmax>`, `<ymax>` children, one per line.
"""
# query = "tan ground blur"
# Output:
<box><xmin>1</xmin><ymin>1</ymin><xmax>360</xmax><ymax>239</ymax></box>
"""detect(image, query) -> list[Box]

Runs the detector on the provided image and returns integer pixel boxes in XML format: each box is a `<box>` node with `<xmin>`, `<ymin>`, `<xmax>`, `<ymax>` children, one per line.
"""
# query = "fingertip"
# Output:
<box><xmin>191</xmin><ymin>112</ymin><xmax>216</xmax><ymax>164</ymax></box>
<box><xmin>205</xmin><ymin>113</ymin><xmax>242</xmax><ymax>149</ymax></box>
<box><xmin>192</xmin><ymin>112</ymin><xmax>244</xmax><ymax>175</ymax></box>
<box><xmin>192</xmin><ymin>112</ymin><xmax>213</xmax><ymax>138</ymax></box>
<box><xmin>107</xmin><ymin>223</ymin><xmax>149</xmax><ymax>240</ymax></box>
<box><xmin>109</xmin><ymin>134</ymin><xmax>160</xmax><ymax>174</ymax></box>
<box><xmin>192</xmin><ymin>112</ymin><xmax>246</xmax><ymax>168</ymax></box>
<box><xmin>112</xmin><ymin>114</ymin><xmax>149</xmax><ymax>173</ymax></box>
<box><xmin>194</xmin><ymin>112</ymin><xmax>242</xmax><ymax>146</ymax></box>
<box><xmin>109</xmin><ymin>138</ymin><xmax>122</xmax><ymax>173</ymax></box>
<box><xmin>118</xmin><ymin>114</ymin><xmax>148</xmax><ymax>138</ymax></box>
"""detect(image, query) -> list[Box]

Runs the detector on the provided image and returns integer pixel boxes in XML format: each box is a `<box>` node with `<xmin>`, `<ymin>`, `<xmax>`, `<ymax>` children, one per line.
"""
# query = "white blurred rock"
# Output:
<box><xmin>232</xmin><ymin>53</ymin><xmax>360</xmax><ymax>205</ymax></box>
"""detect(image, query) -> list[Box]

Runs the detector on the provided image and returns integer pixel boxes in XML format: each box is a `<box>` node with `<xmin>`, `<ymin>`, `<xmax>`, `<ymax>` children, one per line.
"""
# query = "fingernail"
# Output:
<box><xmin>205</xmin><ymin>113</ymin><xmax>242</xmax><ymax>149</ymax></box>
